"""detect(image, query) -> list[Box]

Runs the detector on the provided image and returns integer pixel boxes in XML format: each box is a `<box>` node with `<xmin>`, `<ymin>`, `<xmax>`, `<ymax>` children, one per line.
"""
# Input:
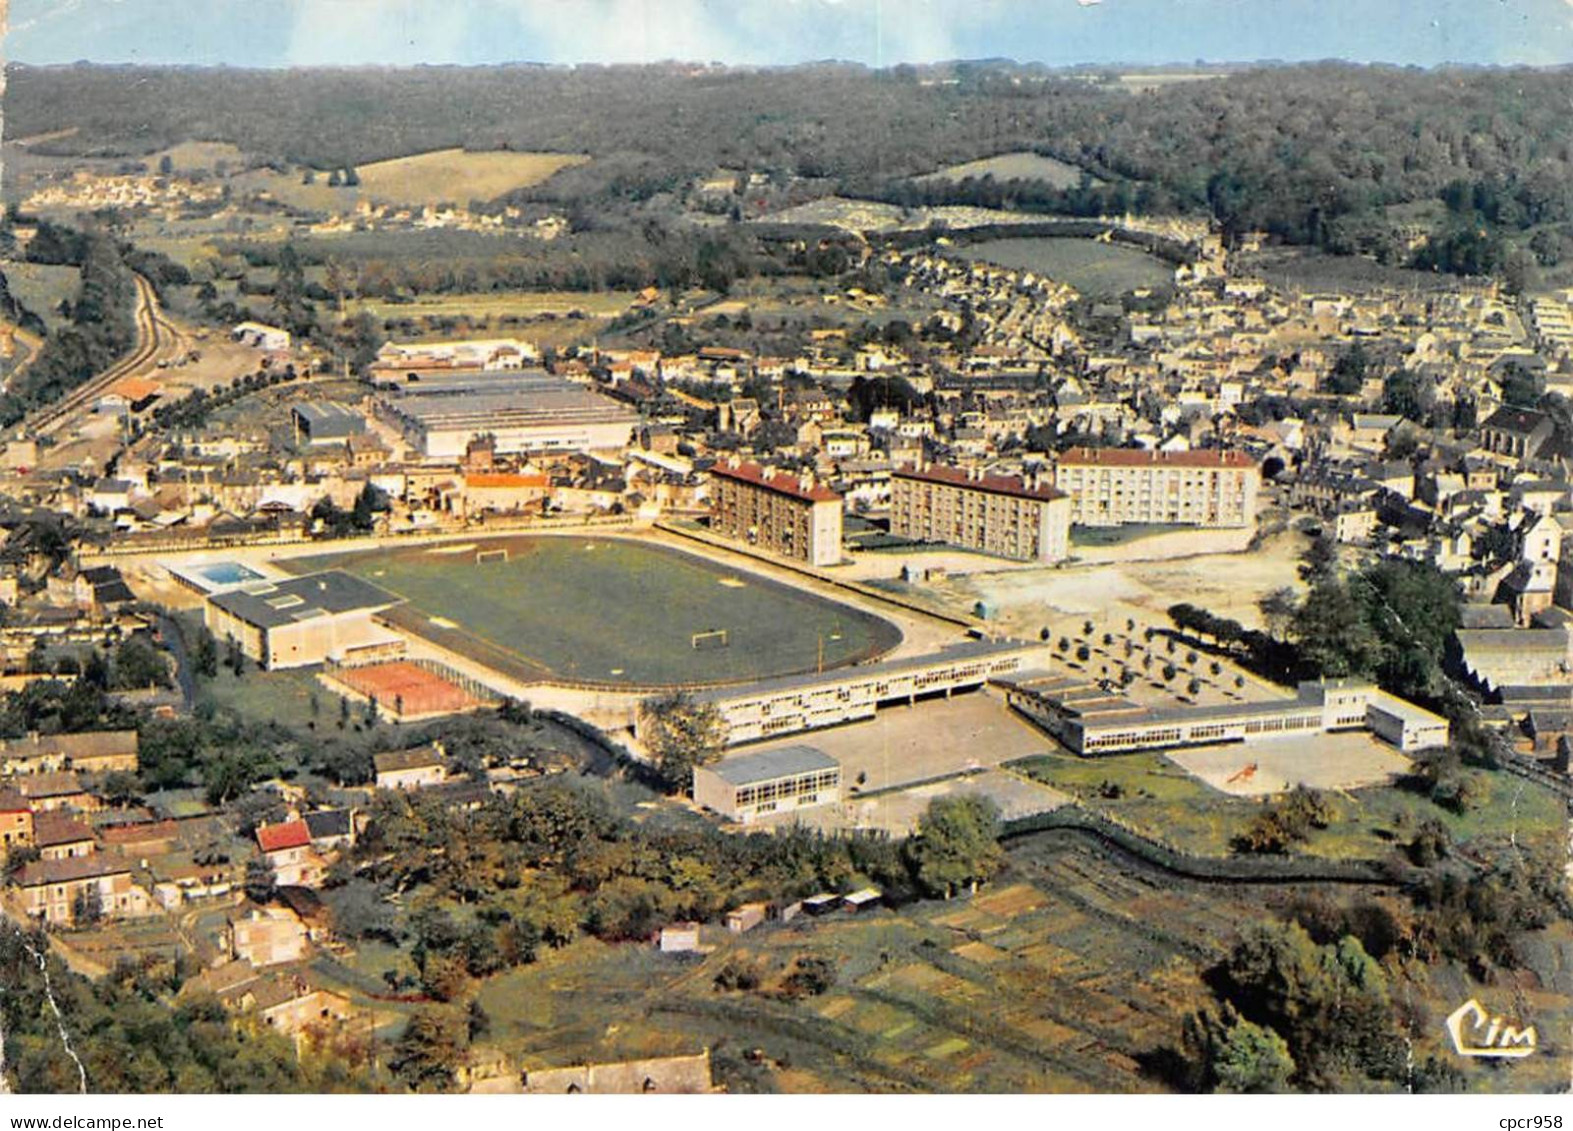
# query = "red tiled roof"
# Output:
<box><xmin>465</xmin><ymin>472</ymin><xmax>550</xmax><ymax>489</ymax></box>
<box><xmin>256</xmin><ymin>820</ymin><xmax>311</xmax><ymax>853</ymax></box>
<box><xmin>101</xmin><ymin>819</ymin><xmax>179</xmax><ymax>846</ymax></box>
<box><xmin>1056</xmin><ymin>447</ymin><xmax>1257</xmax><ymax>470</ymax></box>
<box><xmin>31</xmin><ymin>812</ymin><xmax>94</xmax><ymax>848</ymax></box>
<box><xmin>709</xmin><ymin>460</ymin><xmax>841</xmax><ymax>503</ymax></box>
<box><xmin>894</xmin><ymin>464</ymin><xmax>1064</xmax><ymax>502</ymax></box>
<box><xmin>111</xmin><ymin>377</ymin><xmax>163</xmax><ymax>403</ymax></box>
<box><xmin>0</xmin><ymin>788</ymin><xmax>28</xmax><ymax>813</ymax></box>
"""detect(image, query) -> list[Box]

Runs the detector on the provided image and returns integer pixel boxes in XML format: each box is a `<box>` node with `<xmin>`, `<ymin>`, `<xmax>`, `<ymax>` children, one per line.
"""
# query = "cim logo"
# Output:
<box><xmin>1446</xmin><ymin>999</ymin><xmax>1537</xmax><ymax>1059</ymax></box>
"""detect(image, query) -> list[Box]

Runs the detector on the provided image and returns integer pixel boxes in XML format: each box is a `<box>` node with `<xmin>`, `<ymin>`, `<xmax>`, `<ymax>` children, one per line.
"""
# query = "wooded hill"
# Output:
<box><xmin>9</xmin><ymin>62</ymin><xmax>1573</xmax><ymax>247</ymax></box>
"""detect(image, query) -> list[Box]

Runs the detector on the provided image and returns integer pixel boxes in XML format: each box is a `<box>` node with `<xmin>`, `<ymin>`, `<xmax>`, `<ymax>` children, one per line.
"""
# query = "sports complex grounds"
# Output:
<box><xmin>285</xmin><ymin>534</ymin><xmax>902</xmax><ymax>688</ymax></box>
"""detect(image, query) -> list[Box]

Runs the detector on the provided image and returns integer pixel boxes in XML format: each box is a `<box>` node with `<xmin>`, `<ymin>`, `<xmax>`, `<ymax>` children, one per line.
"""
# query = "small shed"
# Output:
<box><xmin>658</xmin><ymin>922</ymin><xmax>701</xmax><ymax>953</ymax></box>
<box><xmin>725</xmin><ymin>902</ymin><xmax>768</xmax><ymax>934</ymax></box>
<box><xmin>843</xmin><ymin>887</ymin><xmax>884</xmax><ymax>914</ymax></box>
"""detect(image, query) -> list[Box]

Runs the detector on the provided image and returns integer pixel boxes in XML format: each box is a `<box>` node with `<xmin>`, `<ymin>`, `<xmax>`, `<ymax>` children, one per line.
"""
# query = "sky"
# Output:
<box><xmin>7</xmin><ymin>0</ymin><xmax>1573</xmax><ymax>69</ymax></box>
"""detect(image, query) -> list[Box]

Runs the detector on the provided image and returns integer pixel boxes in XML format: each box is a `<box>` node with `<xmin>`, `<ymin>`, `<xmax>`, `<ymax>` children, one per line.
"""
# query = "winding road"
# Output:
<box><xmin>28</xmin><ymin>271</ymin><xmax>185</xmax><ymax>438</ymax></box>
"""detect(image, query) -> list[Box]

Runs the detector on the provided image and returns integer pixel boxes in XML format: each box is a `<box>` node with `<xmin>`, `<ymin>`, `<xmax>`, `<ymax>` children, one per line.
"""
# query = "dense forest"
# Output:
<box><xmin>11</xmin><ymin>60</ymin><xmax>1573</xmax><ymax>267</ymax></box>
<box><xmin>0</xmin><ymin>220</ymin><xmax>138</xmax><ymax>426</ymax></box>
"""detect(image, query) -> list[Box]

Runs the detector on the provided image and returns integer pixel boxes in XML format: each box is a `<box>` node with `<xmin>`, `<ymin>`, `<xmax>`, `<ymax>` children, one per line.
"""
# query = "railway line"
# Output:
<box><xmin>28</xmin><ymin>272</ymin><xmax>183</xmax><ymax>438</ymax></box>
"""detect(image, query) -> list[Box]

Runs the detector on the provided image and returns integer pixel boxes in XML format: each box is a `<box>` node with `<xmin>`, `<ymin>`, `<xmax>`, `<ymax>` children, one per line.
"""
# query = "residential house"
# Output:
<box><xmin>13</xmin><ymin>854</ymin><xmax>150</xmax><ymax>925</ymax></box>
<box><xmin>230</xmin><ymin>906</ymin><xmax>310</xmax><ymax>968</ymax></box>
<box><xmin>15</xmin><ymin>772</ymin><xmax>98</xmax><ymax>813</ymax></box>
<box><xmin>373</xmin><ymin>746</ymin><xmax>449</xmax><ymax>791</ymax></box>
<box><xmin>302</xmin><ymin>809</ymin><xmax>355</xmax><ymax>852</ymax></box>
<box><xmin>0</xmin><ymin>788</ymin><xmax>33</xmax><ymax>855</ymax></box>
<box><xmin>31</xmin><ymin>812</ymin><xmax>95</xmax><ymax>861</ymax></box>
<box><xmin>255</xmin><ymin>820</ymin><xmax>326</xmax><ymax>888</ymax></box>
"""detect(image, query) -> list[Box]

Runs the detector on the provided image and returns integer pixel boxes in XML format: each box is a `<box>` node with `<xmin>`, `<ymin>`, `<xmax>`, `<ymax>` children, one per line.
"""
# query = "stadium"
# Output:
<box><xmin>285</xmin><ymin>535</ymin><xmax>901</xmax><ymax>688</ymax></box>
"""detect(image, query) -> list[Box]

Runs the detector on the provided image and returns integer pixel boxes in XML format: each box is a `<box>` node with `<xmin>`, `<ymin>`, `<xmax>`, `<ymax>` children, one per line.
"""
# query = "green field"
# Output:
<box><xmin>1070</xmin><ymin>523</ymin><xmax>1187</xmax><ymax>548</ymax></box>
<box><xmin>1009</xmin><ymin>750</ymin><xmax>1564</xmax><ymax>859</ymax></box>
<box><xmin>348</xmin><ymin>291</ymin><xmax>639</xmax><ymax>322</ymax></box>
<box><xmin>916</xmin><ymin>151</ymin><xmax>1096</xmax><ymax>189</ymax></box>
<box><xmin>953</xmin><ymin>237</ymin><xmax>1174</xmax><ymax>297</ymax></box>
<box><xmin>2</xmin><ymin>261</ymin><xmax>79</xmax><ymax>333</ymax></box>
<box><xmin>290</xmin><ymin>536</ymin><xmax>901</xmax><ymax>687</ymax></box>
<box><xmin>232</xmin><ymin>148</ymin><xmax>588</xmax><ymax>211</ymax></box>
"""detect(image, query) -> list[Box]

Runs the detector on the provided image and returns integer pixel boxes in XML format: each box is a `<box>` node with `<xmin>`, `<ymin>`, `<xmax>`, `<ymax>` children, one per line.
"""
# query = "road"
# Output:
<box><xmin>28</xmin><ymin>271</ymin><xmax>185</xmax><ymax>438</ymax></box>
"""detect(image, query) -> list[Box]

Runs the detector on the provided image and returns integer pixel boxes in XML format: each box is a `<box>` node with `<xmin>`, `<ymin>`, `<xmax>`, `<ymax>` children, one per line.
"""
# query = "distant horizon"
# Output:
<box><xmin>8</xmin><ymin>1</ymin><xmax>1573</xmax><ymax>71</ymax></box>
<box><xmin>9</xmin><ymin>57</ymin><xmax>1573</xmax><ymax>74</ymax></box>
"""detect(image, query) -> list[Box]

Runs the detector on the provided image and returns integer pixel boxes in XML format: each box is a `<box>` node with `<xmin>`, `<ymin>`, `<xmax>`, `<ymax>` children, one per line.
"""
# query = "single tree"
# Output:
<box><xmin>906</xmin><ymin>795</ymin><xmax>1003</xmax><ymax>899</ymax></box>
<box><xmin>639</xmin><ymin>693</ymin><xmax>728</xmax><ymax>794</ymax></box>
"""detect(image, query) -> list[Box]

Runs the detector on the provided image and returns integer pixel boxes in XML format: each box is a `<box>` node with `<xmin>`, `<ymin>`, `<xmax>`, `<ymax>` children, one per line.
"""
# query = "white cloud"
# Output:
<box><xmin>278</xmin><ymin>0</ymin><xmax>962</xmax><ymax>67</ymax></box>
<box><xmin>285</xmin><ymin>0</ymin><xmax>473</xmax><ymax>66</ymax></box>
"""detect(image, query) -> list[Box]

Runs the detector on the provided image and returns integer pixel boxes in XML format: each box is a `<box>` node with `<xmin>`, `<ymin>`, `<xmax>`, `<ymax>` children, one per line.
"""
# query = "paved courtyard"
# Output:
<box><xmin>737</xmin><ymin>691</ymin><xmax>1070</xmax><ymax>834</ymax></box>
<box><xmin>1166</xmin><ymin>731</ymin><xmax>1412</xmax><ymax>798</ymax></box>
<box><xmin>745</xmin><ymin>690</ymin><xmax>1063</xmax><ymax>794</ymax></box>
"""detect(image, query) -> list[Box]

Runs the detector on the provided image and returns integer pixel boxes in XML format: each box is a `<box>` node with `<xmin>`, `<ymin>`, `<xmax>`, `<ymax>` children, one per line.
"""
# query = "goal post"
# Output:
<box><xmin>691</xmin><ymin>628</ymin><xmax>729</xmax><ymax>651</ymax></box>
<box><xmin>476</xmin><ymin>548</ymin><xmax>509</xmax><ymax>564</ymax></box>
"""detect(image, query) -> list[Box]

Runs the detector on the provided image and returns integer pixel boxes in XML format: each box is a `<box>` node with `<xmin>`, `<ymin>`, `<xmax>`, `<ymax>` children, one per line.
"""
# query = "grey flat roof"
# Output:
<box><xmin>707</xmin><ymin>744</ymin><xmax>838</xmax><ymax>785</ymax></box>
<box><xmin>384</xmin><ymin>380</ymin><xmax>638</xmax><ymax>431</ymax></box>
<box><xmin>695</xmin><ymin>639</ymin><xmax>1032</xmax><ymax>705</ymax></box>
<box><xmin>293</xmin><ymin>402</ymin><xmax>365</xmax><ymax>428</ymax></box>
<box><xmin>208</xmin><ymin>570</ymin><xmax>401</xmax><ymax>630</ymax></box>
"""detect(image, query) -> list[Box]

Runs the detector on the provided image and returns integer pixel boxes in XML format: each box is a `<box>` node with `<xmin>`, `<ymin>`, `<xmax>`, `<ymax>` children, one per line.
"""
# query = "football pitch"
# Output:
<box><xmin>290</xmin><ymin>536</ymin><xmax>901</xmax><ymax>686</ymax></box>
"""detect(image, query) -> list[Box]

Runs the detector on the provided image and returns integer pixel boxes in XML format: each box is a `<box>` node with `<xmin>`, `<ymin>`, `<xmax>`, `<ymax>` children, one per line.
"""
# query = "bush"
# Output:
<box><xmin>777</xmin><ymin>955</ymin><xmax>837</xmax><ymax>1000</ymax></box>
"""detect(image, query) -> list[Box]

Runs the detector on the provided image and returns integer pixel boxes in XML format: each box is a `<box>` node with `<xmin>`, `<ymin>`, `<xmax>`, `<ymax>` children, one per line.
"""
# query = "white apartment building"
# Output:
<box><xmin>1053</xmin><ymin>447</ymin><xmax>1260</xmax><ymax>528</ymax></box>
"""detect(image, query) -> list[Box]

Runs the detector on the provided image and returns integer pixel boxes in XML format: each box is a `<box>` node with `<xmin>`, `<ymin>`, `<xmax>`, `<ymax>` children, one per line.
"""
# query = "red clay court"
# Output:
<box><xmin>333</xmin><ymin>661</ymin><xmax>480</xmax><ymax>719</ymax></box>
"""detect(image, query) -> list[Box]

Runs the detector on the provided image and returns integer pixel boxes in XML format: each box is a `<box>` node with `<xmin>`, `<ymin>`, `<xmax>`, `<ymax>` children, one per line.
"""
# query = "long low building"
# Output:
<box><xmin>999</xmin><ymin>673</ymin><xmax>1449</xmax><ymax>755</ymax></box>
<box><xmin>693</xmin><ymin>744</ymin><xmax>841</xmax><ymax>824</ymax></box>
<box><xmin>375</xmin><ymin>372</ymin><xmax>639</xmax><ymax>460</ymax></box>
<box><xmin>643</xmin><ymin>638</ymin><xmax>1044</xmax><ymax>747</ymax></box>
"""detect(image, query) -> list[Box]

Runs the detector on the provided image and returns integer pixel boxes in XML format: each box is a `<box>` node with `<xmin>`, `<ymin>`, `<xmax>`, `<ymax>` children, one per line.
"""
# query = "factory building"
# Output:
<box><xmin>291</xmin><ymin>402</ymin><xmax>367</xmax><ymax>446</ymax></box>
<box><xmin>375</xmin><ymin>372</ymin><xmax>639</xmax><ymax>461</ymax></box>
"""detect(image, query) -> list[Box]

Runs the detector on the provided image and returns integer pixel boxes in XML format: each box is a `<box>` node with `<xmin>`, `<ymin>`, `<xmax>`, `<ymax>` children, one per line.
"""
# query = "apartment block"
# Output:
<box><xmin>890</xmin><ymin>464</ymin><xmax>1071</xmax><ymax>563</ymax></box>
<box><xmin>708</xmin><ymin>459</ymin><xmax>843</xmax><ymax>566</ymax></box>
<box><xmin>1053</xmin><ymin>447</ymin><xmax>1260</xmax><ymax>528</ymax></box>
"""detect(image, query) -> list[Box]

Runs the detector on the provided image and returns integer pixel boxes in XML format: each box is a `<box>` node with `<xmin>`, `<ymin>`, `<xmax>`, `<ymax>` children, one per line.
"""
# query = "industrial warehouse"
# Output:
<box><xmin>373</xmin><ymin>370</ymin><xmax>641</xmax><ymax>460</ymax></box>
<box><xmin>997</xmin><ymin>673</ymin><xmax>1450</xmax><ymax>756</ymax></box>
